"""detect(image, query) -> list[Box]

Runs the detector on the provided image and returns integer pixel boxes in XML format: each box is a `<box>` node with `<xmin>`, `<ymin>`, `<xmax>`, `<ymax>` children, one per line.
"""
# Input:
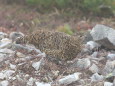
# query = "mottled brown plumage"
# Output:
<box><xmin>16</xmin><ymin>30</ymin><xmax>82</xmax><ymax>60</ymax></box>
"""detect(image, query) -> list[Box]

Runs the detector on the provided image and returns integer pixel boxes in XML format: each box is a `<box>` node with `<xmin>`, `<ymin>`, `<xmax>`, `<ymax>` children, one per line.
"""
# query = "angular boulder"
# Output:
<box><xmin>90</xmin><ymin>24</ymin><xmax>115</xmax><ymax>49</ymax></box>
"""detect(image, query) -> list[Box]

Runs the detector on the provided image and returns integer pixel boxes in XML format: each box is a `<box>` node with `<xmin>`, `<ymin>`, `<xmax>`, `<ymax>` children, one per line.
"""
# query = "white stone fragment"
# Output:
<box><xmin>27</xmin><ymin>77</ymin><xmax>34</xmax><ymax>86</ymax></box>
<box><xmin>0</xmin><ymin>80</ymin><xmax>9</xmax><ymax>86</ymax></box>
<box><xmin>76</xmin><ymin>58</ymin><xmax>91</xmax><ymax>69</ymax></box>
<box><xmin>35</xmin><ymin>82</ymin><xmax>51</xmax><ymax>86</ymax></box>
<box><xmin>2</xmin><ymin>70</ymin><xmax>15</xmax><ymax>79</ymax></box>
<box><xmin>107</xmin><ymin>53</ymin><xmax>115</xmax><ymax>60</ymax></box>
<box><xmin>0</xmin><ymin>32</ymin><xmax>8</xmax><ymax>39</ymax></box>
<box><xmin>91</xmin><ymin>51</ymin><xmax>99</xmax><ymax>58</ymax></box>
<box><xmin>10</xmin><ymin>64</ymin><xmax>16</xmax><ymax>69</ymax></box>
<box><xmin>11</xmin><ymin>77</ymin><xmax>16</xmax><ymax>80</ymax></box>
<box><xmin>89</xmin><ymin>64</ymin><xmax>99</xmax><ymax>73</ymax></box>
<box><xmin>0</xmin><ymin>73</ymin><xmax>5</xmax><ymax>79</ymax></box>
<box><xmin>103</xmin><ymin>60</ymin><xmax>115</xmax><ymax>75</ymax></box>
<box><xmin>0</xmin><ymin>38</ymin><xmax>12</xmax><ymax>49</ymax></box>
<box><xmin>37</xmin><ymin>52</ymin><xmax>46</xmax><ymax>58</ymax></box>
<box><xmin>86</xmin><ymin>41</ymin><xmax>100</xmax><ymax>50</ymax></box>
<box><xmin>0</xmin><ymin>54</ymin><xmax>7</xmax><ymax>62</ymax></box>
<box><xmin>32</xmin><ymin>57</ymin><xmax>44</xmax><ymax>71</ymax></box>
<box><xmin>0</xmin><ymin>49</ymin><xmax>14</xmax><ymax>54</ymax></box>
<box><xmin>16</xmin><ymin>52</ymin><xmax>26</xmax><ymax>58</ymax></box>
<box><xmin>104</xmin><ymin>82</ymin><xmax>113</xmax><ymax>86</ymax></box>
<box><xmin>25</xmin><ymin>44</ymin><xmax>42</xmax><ymax>54</ymax></box>
<box><xmin>58</xmin><ymin>72</ymin><xmax>81</xmax><ymax>85</ymax></box>
<box><xmin>90</xmin><ymin>73</ymin><xmax>104</xmax><ymax>82</ymax></box>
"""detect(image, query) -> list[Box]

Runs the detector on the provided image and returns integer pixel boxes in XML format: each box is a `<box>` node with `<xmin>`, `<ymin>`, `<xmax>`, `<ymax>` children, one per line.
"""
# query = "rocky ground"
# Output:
<box><xmin>0</xmin><ymin>2</ymin><xmax>115</xmax><ymax>86</ymax></box>
<box><xmin>0</xmin><ymin>24</ymin><xmax>115</xmax><ymax>86</ymax></box>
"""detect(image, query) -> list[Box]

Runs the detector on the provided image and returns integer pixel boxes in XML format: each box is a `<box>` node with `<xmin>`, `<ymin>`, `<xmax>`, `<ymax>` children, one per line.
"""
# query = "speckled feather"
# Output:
<box><xmin>16</xmin><ymin>30</ymin><xmax>82</xmax><ymax>60</ymax></box>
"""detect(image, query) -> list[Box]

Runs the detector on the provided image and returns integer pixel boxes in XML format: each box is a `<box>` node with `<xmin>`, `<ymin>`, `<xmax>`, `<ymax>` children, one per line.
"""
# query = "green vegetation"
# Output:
<box><xmin>2</xmin><ymin>0</ymin><xmax>115</xmax><ymax>16</ymax></box>
<box><xmin>57</xmin><ymin>24</ymin><xmax>73</xmax><ymax>35</ymax></box>
<box><xmin>82</xmin><ymin>0</ymin><xmax>115</xmax><ymax>14</ymax></box>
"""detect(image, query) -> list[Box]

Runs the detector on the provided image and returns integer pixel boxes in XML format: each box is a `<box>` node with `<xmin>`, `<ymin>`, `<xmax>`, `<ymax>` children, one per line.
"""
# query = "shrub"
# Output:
<box><xmin>82</xmin><ymin>0</ymin><xmax>115</xmax><ymax>14</ymax></box>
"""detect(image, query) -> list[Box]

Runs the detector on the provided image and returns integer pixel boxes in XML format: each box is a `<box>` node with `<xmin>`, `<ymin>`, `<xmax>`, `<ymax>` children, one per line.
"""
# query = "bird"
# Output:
<box><xmin>16</xmin><ymin>30</ymin><xmax>82</xmax><ymax>60</ymax></box>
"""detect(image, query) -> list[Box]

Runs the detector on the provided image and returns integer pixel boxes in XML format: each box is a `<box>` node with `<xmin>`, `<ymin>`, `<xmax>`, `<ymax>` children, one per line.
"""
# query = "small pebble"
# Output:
<box><xmin>0</xmin><ymin>80</ymin><xmax>9</xmax><ymax>86</ymax></box>
<box><xmin>86</xmin><ymin>41</ymin><xmax>100</xmax><ymax>50</ymax></box>
<box><xmin>75</xmin><ymin>58</ymin><xmax>91</xmax><ymax>69</ymax></box>
<box><xmin>89</xmin><ymin>64</ymin><xmax>99</xmax><ymax>73</ymax></box>
<box><xmin>90</xmin><ymin>73</ymin><xmax>104</xmax><ymax>82</ymax></box>
<box><xmin>10</xmin><ymin>64</ymin><xmax>16</xmax><ymax>69</ymax></box>
<box><xmin>107</xmin><ymin>53</ymin><xmax>115</xmax><ymax>60</ymax></box>
<box><xmin>27</xmin><ymin>77</ymin><xmax>34</xmax><ymax>86</ymax></box>
<box><xmin>35</xmin><ymin>82</ymin><xmax>51</xmax><ymax>86</ymax></box>
<box><xmin>104</xmin><ymin>82</ymin><xmax>113</xmax><ymax>86</ymax></box>
<box><xmin>16</xmin><ymin>52</ymin><xmax>26</xmax><ymax>58</ymax></box>
<box><xmin>32</xmin><ymin>57</ymin><xmax>44</xmax><ymax>71</ymax></box>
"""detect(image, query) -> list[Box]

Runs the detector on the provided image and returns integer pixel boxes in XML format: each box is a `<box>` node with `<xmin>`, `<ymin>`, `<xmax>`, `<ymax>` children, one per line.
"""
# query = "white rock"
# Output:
<box><xmin>1</xmin><ymin>38</ymin><xmax>11</xmax><ymax>43</ymax></box>
<box><xmin>11</xmin><ymin>77</ymin><xmax>16</xmax><ymax>80</ymax></box>
<box><xmin>89</xmin><ymin>64</ymin><xmax>99</xmax><ymax>73</ymax></box>
<box><xmin>103</xmin><ymin>60</ymin><xmax>115</xmax><ymax>75</ymax></box>
<box><xmin>0</xmin><ymin>73</ymin><xmax>5</xmax><ymax>79</ymax></box>
<box><xmin>16</xmin><ymin>52</ymin><xmax>26</xmax><ymax>58</ymax></box>
<box><xmin>90</xmin><ymin>73</ymin><xmax>104</xmax><ymax>82</ymax></box>
<box><xmin>0</xmin><ymin>49</ymin><xmax>14</xmax><ymax>54</ymax></box>
<box><xmin>86</xmin><ymin>41</ymin><xmax>100</xmax><ymax>50</ymax></box>
<box><xmin>35</xmin><ymin>82</ymin><xmax>51</xmax><ymax>86</ymax></box>
<box><xmin>0</xmin><ymin>80</ymin><xmax>9</xmax><ymax>86</ymax></box>
<box><xmin>58</xmin><ymin>72</ymin><xmax>81</xmax><ymax>85</ymax></box>
<box><xmin>2</xmin><ymin>70</ymin><xmax>15</xmax><ymax>79</ymax></box>
<box><xmin>104</xmin><ymin>82</ymin><xmax>113</xmax><ymax>86</ymax></box>
<box><xmin>0</xmin><ymin>54</ymin><xmax>7</xmax><ymax>62</ymax></box>
<box><xmin>0</xmin><ymin>38</ymin><xmax>12</xmax><ymax>49</ymax></box>
<box><xmin>37</xmin><ymin>52</ymin><xmax>46</xmax><ymax>58</ymax></box>
<box><xmin>76</xmin><ymin>58</ymin><xmax>91</xmax><ymax>69</ymax></box>
<box><xmin>0</xmin><ymin>32</ymin><xmax>8</xmax><ymax>40</ymax></box>
<box><xmin>0</xmin><ymin>42</ymin><xmax>12</xmax><ymax>49</ymax></box>
<box><xmin>107</xmin><ymin>53</ymin><xmax>115</xmax><ymax>60</ymax></box>
<box><xmin>10</xmin><ymin>64</ymin><xmax>16</xmax><ymax>69</ymax></box>
<box><xmin>27</xmin><ymin>77</ymin><xmax>34</xmax><ymax>86</ymax></box>
<box><xmin>32</xmin><ymin>57</ymin><xmax>44</xmax><ymax>71</ymax></box>
<box><xmin>25</xmin><ymin>44</ymin><xmax>42</xmax><ymax>53</ymax></box>
<box><xmin>91</xmin><ymin>51</ymin><xmax>99</xmax><ymax>58</ymax></box>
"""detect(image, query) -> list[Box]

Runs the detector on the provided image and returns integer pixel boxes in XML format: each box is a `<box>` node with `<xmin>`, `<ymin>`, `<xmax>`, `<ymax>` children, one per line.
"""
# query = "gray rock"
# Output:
<box><xmin>35</xmin><ymin>82</ymin><xmax>51</xmax><ymax>86</ymax></box>
<box><xmin>91</xmin><ymin>51</ymin><xmax>99</xmax><ymax>58</ymax></box>
<box><xmin>89</xmin><ymin>64</ymin><xmax>99</xmax><ymax>73</ymax></box>
<box><xmin>86</xmin><ymin>41</ymin><xmax>101</xmax><ymax>50</ymax></box>
<box><xmin>0</xmin><ymin>80</ymin><xmax>9</xmax><ymax>86</ymax></box>
<box><xmin>103</xmin><ymin>60</ymin><xmax>115</xmax><ymax>75</ymax></box>
<box><xmin>90</xmin><ymin>73</ymin><xmax>104</xmax><ymax>82</ymax></box>
<box><xmin>72</xmin><ymin>58</ymin><xmax>91</xmax><ymax>69</ymax></box>
<box><xmin>90</xmin><ymin>24</ymin><xmax>115</xmax><ymax>49</ymax></box>
<box><xmin>0</xmin><ymin>49</ymin><xmax>14</xmax><ymax>54</ymax></box>
<box><xmin>0</xmin><ymin>32</ymin><xmax>8</xmax><ymax>40</ymax></box>
<box><xmin>104</xmin><ymin>82</ymin><xmax>113</xmax><ymax>86</ymax></box>
<box><xmin>58</xmin><ymin>72</ymin><xmax>82</xmax><ymax>85</ymax></box>
<box><xmin>0</xmin><ymin>38</ymin><xmax>12</xmax><ymax>49</ymax></box>
<box><xmin>9</xmin><ymin>32</ymin><xmax>24</xmax><ymax>41</ymax></box>
<box><xmin>107</xmin><ymin>53</ymin><xmax>115</xmax><ymax>60</ymax></box>
<box><xmin>27</xmin><ymin>77</ymin><xmax>34</xmax><ymax>86</ymax></box>
<box><xmin>83</xmin><ymin>30</ymin><xmax>93</xmax><ymax>43</ymax></box>
<box><xmin>32</xmin><ymin>57</ymin><xmax>44</xmax><ymax>71</ymax></box>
